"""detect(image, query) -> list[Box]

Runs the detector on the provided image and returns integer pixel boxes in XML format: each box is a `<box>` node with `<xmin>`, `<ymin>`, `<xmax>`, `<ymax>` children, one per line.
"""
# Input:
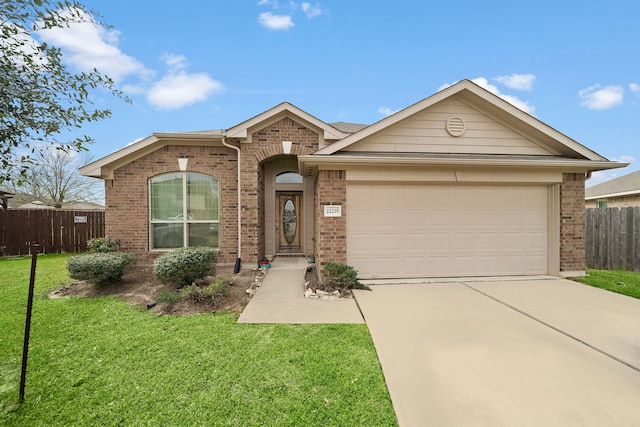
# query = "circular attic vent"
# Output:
<box><xmin>446</xmin><ymin>117</ymin><xmax>466</xmax><ymax>137</ymax></box>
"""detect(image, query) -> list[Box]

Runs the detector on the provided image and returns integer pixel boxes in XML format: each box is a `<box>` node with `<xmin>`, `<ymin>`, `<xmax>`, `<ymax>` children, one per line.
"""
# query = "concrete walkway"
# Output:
<box><xmin>354</xmin><ymin>277</ymin><xmax>640</xmax><ymax>427</ymax></box>
<box><xmin>237</xmin><ymin>257</ymin><xmax>364</xmax><ymax>324</ymax></box>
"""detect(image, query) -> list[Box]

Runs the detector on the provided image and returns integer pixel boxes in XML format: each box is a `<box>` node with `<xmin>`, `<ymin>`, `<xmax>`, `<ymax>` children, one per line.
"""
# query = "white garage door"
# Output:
<box><xmin>347</xmin><ymin>183</ymin><xmax>549</xmax><ymax>279</ymax></box>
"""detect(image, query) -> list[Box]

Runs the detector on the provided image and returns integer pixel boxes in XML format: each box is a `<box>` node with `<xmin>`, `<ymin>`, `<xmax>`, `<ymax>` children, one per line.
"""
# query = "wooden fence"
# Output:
<box><xmin>585</xmin><ymin>207</ymin><xmax>640</xmax><ymax>271</ymax></box>
<box><xmin>0</xmin><ymin>209</ymin><xmax>105</xmax><ymax>256</ymax></box>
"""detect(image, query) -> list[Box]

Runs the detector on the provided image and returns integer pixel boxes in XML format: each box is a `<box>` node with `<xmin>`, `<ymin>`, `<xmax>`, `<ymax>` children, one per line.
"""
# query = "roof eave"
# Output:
<box><xmin>225</xmin><ymin>102</ymin><xmax>348</xmax><ymax>141</ymax></box>
<box><xmin>299</xmin><ymin>154</ymin><xmax>627</xmax><ymax>174</ymax></box>
<box><xmin>79</xmin><ymin>132</ymin><xmax>223</xmax><ymax>179</ymax></box>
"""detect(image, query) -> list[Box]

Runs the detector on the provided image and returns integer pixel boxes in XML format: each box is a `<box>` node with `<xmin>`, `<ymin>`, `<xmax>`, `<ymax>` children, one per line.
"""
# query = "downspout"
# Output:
<box><xmin>222</xmin><ymin>133</ymin><xmax>242</xmax><ymax>274</ymax></box>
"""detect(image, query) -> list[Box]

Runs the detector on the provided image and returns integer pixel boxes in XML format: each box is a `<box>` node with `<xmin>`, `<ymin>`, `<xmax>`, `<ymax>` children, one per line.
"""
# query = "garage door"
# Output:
<box><xmin>347</xmin><ymin>183</ymin><xmax>549</xmax><ymax>279</ymax></box>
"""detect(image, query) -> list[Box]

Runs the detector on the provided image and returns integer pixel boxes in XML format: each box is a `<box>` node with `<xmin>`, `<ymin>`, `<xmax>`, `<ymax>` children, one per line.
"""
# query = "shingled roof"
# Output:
<box><xmin>586</xmin><ymin>169</ymin><xmax>640</xmax><ymax>199</ymax></box>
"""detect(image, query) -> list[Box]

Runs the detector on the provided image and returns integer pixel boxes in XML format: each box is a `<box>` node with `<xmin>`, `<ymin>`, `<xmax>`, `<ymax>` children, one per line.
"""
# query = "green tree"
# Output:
<box><xmin>0</xmin><ymin>0</ymin><xmax>127</xmax><ymax>184</ymax></box>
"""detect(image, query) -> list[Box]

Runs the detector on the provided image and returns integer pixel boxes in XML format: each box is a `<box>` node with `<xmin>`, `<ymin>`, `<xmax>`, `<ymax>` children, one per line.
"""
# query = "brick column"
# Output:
<box><xmin>559</xmin><ymin>173</ymin><xmax>586</xmax><ymax>273</ymax></box>
<box><xmin>315</xmin><ymin>170</ymin><xmax>347</xmax><ymax>275</ymax></box>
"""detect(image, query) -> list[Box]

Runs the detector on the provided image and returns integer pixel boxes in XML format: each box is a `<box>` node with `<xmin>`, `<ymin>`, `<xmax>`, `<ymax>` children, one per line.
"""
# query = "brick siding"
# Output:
<box><xmin>585</xmin><ymin>194</ymin><xmax>640</xmax><ymax>208</ymax></box>
<box><xmin>105</xmin><ymin>145</ymin><xmax>238</xmax><ymax>265</ymax></box>
<box><xmin>559</xmin><ymin>173</ymin><xmax>586</xmax><ymax>272</ymax></box>
<box><xmin>314</xmin><ymin>170</ymin><xmax>347</xmax><ymax>275</ymax></box>
<box><xmin>241</xmin><ymin>117</ymin><xmax>319</xmax><ymax>266</ymax></box>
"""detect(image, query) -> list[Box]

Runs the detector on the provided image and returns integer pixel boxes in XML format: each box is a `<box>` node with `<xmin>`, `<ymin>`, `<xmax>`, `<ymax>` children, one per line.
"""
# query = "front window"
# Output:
<box><xmin>150</xmin><ymin>172</ymin><xmax>219</xmax><ymax>249</ymax></box>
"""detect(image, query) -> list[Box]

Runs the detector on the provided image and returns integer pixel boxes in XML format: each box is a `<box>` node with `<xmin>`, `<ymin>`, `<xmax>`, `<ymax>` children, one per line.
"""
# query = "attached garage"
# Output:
<box><xmin>347</xmin><ymin>182</ymin><xmax>551</xmax><ymax>279</ymax></box>
<box><xmin>298</xmin><ymin>79</ymin><xmax>624</xmax><ymax>279</ymax></box>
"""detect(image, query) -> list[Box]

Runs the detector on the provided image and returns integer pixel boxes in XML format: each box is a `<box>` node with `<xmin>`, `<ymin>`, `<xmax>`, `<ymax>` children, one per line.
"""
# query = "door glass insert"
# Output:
<box><xmin>283</xmin><ymin>199</ymin><xmax>297</xmax><ymax>244</ymax></box>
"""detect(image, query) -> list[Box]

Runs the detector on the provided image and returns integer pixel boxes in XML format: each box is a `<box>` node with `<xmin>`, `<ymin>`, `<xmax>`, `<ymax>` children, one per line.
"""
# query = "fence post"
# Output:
<box><xmin>19</xmin><ymin>243</ymin><xmax>39</xmax><ymax>403</ymax></box>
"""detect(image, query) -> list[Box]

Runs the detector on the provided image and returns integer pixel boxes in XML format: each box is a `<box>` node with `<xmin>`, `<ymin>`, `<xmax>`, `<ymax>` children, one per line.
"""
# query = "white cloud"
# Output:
<box><xmin>301</xmin><ymin>3</ymin><xmax>322</xmax><ymax>18</ymax></box>
<box><xmin>161</xmin><ymin>53</ymin><xmax>187</xmax><ymax>72</ymax></box>
<box><xmin>35</xmin><ymin>7</ymin><xmax>150</xmax><ymax>82</ymax></box>
<box><xmin>494</xmin><ymin>73</ymin><xmax>536</xmax><ymax>91</ymax></box>
<box><xmin>259</xmin><ymin>12</ymin><xmax>294</xmax><ymax>30</ymax></box>
<box><xmin>147</xmin><ymin>71</ymin><xmax>224</xmax><ymax>110</ymax></box>
<box><xmin>579</xmin><ymin>84</ymin><xmax>624</xmax><ymax>110</ymax></box>
<box><xmin>611</xmin><ymin>155</ymin><xmax>637</xmax><ymax>164</ymax></box>
<box><xmin>630</xmin><ymin>83</ymin><xmax>640</xmax><ymax>95</ymax></box>
<box><xmin>378</xmin><ymin>107</ymin><xmax>398</xmax><ymax>117</ymax></box>
<box><xmin>32</xmin><ymin>7</ymin><xmax>224</xmax><ymax>111</ymax></box>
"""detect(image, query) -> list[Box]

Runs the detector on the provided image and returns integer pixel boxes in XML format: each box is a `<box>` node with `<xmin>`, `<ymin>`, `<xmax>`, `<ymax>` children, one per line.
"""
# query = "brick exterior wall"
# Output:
<box><xmin>105</xmin><ymin>145</ymin><xmax>238</xmax><ymax>265</ymax></box>
<box><xmin>242</xmin><ymin>117</ymin><xmax>319</xmax><ymax>266</ymax></box>
<box><xmin>585</xmin><ymin>194</ymin><xmax>640</xmax><ymax>208</ymax></box>
<box><xmin>560</xmin><ymin>173</ymin><xmax>586</xmax><ymax>272</ymax></box>
<box><xmin>314</xmin><ymin>170</ymin><xmax>347</xmax><ymax>274</ymax></box>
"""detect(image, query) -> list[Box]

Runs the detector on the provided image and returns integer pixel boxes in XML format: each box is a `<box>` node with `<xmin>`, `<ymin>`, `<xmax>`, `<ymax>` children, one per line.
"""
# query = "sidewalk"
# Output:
<box><xmin>237</xmin><ymin>257</ymin><xmax>364</xmax><ymax>324</ymax></box>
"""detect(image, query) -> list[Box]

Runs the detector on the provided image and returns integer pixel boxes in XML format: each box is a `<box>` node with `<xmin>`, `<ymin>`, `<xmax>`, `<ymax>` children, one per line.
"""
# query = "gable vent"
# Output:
<box><xmin>446</xmin><ymin>117</ymin><xmax>466</xmax><ymax>137</ymax></box>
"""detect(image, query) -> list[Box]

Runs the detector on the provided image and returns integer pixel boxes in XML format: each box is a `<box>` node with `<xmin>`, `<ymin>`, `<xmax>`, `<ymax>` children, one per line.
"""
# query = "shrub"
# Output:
<box><xmin>87</xmin><ymin>237</ymin><xmax>121</xmax><ymax>253</ymax></box>
<box><xmin>179</xmin><ymin>277</ymin><xmax>230</xmax><ymax>305</ymax></box>
<box><xmin>153</xmin><ymin>247</ymin><xmax>217</xmax><ymax>287</ymax></box>
<box><xmin>67</xmin><ymin>252</ymin><xmax>134</xmax><ymax>285</ymax></box>
<box><xmin>323</xmin><ymin>262</ymin><xmax>369</xmax><ymax>294</ymax></box>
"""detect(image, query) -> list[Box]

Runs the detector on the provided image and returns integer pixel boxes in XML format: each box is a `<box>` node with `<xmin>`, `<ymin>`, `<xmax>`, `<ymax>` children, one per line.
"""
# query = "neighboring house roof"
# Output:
<box><xmin>63</xmin><ymin>202</ymin><xmax>105</xmax><ymax>210</ymax></box>
<box><xmin>15</xmin><ymin>200</ymin><xmax>104</xmax><ymax>210</ymax></box>
<box><xmin>18</xmin><ymin>201</ymin><xmax>55</xmax><ymax>209</ymax></box>
<box><xmin>585</xmin><ymin>169</ymin><xmax>640</xmax><ymax>200</ymax></box>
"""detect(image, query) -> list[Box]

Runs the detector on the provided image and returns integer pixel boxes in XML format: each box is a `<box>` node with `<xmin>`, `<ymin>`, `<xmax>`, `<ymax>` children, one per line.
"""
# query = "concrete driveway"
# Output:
<box><xmin>354</xmin><ymin>278</ymin><xmax>640</xmax><ymax>427</ymax></box>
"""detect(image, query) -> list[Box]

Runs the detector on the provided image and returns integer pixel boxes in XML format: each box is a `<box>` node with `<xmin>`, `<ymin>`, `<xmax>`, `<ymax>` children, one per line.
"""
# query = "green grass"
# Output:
<box><xmin>1</xmin><ymin>254</ymin><xmax>397</xmax><ymax>426</ymax></box>
<box><xmin>573</xmin><ymin>269</ymin><xmax>640</xmax><ymax>299</ymax></box>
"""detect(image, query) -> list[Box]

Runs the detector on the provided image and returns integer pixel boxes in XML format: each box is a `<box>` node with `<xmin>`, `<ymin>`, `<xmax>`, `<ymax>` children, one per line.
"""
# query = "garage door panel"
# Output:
<box><xmin>348</xmin><ymin>184</ymin><xmax>549</xmax><ymax>279</ymax></box>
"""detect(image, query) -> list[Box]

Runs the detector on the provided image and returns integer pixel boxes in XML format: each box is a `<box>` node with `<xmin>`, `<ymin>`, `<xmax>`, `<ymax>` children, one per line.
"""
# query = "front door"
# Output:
<box><xmin>277</xmin><ymin>192</ymin><xmax>302</xmax><ymax>253</ymax></box>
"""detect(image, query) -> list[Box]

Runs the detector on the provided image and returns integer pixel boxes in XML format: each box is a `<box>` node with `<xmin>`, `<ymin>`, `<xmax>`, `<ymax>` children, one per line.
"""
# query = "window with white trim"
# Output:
<box><xmin>150</xmin><ymin>172</ymin><xmax>219</xmax><ymax>249</ymax></box>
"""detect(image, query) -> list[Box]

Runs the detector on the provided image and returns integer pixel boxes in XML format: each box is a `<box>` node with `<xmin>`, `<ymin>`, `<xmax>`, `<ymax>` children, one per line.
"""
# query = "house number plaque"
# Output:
<box><xmin>323</xmin><ymin>205</ymin><xmax>342</xmax><ymax>217</ymax></box>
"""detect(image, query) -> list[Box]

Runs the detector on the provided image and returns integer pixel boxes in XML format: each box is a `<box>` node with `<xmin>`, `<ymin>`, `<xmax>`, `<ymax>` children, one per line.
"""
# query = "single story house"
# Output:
<box><xmin>80</xmin><ymin>80</ymin><xmax>623</xmax><ymax>279</ymax></box>
<box><xmin>585</xmin><ymin>169</ymin><xmax>640</xmax><ymax>208</ymax></box>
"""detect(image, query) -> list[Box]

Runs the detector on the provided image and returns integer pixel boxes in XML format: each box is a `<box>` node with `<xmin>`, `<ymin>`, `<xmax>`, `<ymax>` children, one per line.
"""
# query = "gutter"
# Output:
<box><xmin>298</xmin><ymin>154</ymin><xmax>627</xmax><ymax>172</ymax></box>
<box><xmin>222</xmin><ymin>133</ymin><xmax>242</xmax><ymax>274</ymax></box>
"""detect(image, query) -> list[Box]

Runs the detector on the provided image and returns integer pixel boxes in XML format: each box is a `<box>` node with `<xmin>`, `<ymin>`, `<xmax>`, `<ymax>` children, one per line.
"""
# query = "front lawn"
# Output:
<box><xmin>572</xmin><ymin>269</ymin><xmax>640</xmax><ymax>299</ymax></box>
<box><xmin>0</xmin><ymin>254</ymin><xmax>397</xmax><ymax>426</ymax></box>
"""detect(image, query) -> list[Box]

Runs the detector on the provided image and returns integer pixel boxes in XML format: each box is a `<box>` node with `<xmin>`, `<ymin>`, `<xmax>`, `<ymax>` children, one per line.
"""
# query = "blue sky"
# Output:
<box><xmin>36</xmin><ymin>0</ymin><xmax>640</xmax><ymax>186</ymax></box>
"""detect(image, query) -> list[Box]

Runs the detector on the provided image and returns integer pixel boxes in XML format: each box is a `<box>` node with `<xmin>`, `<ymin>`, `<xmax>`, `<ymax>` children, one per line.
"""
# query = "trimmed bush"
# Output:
<box><xmin>153</xmin><ymin>247</ymin><xmax>217</xmax><ymax>287</ymax></box>
<box><xmin>67</xmin><ymin>252</ymin><xmax>134</xmax><ymax>285</ymax></box>
<box><xmin>323</xmin><ymin>262</ymin><xmax>369</xmax><ymax>293</ymax></box>
<box><xmin>87</xmin><ymin>237</ymin><xmax>121</xmax><ymax>253</ymax></box>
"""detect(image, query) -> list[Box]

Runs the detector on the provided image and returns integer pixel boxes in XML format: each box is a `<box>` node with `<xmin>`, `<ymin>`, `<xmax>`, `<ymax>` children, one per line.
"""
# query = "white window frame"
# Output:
<box><xmin>149</xmin><ymin>172</ymin><xmax>219</xmax><ymax>250</ymax></box>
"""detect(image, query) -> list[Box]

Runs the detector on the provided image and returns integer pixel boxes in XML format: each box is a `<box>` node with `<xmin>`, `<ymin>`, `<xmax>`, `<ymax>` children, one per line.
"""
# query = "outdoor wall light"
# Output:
<box><xmin>178</xmin><ymin>157</ymin><xmax>189</xmax><ymax>171</ymax></box>
<box><xmin>282</xmin><ymin>140</ymin><xmax>293</xmax><ymax>155</ymax></box>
